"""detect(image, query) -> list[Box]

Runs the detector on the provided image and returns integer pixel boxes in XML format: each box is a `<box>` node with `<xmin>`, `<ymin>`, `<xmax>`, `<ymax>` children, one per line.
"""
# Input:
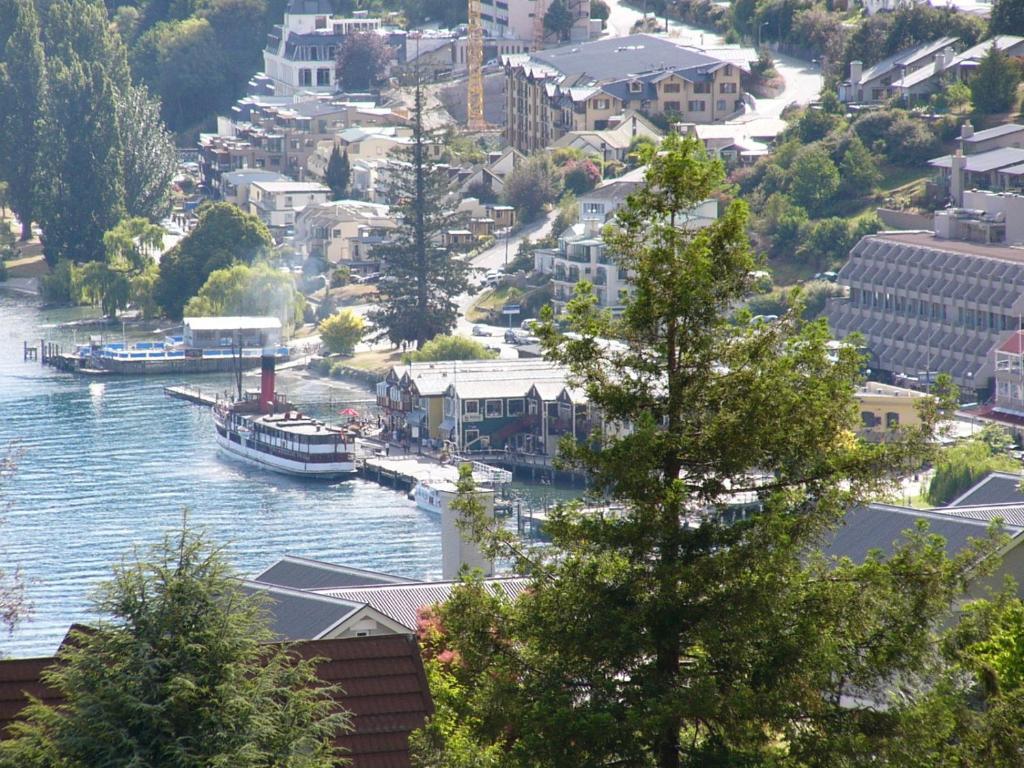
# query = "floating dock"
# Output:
<box><xmin>357</xmin><ymin>451</ymin><xmax>512</xmax><ymax>492</ymax></box>
<box><xmin>164</xmin><ymin>385</ymin><xmax>224</xmax><ymax>407</ymax></box>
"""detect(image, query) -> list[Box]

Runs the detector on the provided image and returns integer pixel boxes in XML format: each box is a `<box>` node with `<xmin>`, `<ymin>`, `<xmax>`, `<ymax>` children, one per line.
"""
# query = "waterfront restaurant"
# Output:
<box><xmin>183</xmin><ymin>316</ymin><xmax>284</xmax><ymax>350</ymax></box>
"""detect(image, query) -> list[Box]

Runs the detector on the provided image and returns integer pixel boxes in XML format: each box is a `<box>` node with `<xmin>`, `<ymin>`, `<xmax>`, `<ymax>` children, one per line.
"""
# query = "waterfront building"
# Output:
<box><xmin>183</xmin><ymin>316</ymin><xmax>283</xmax><ymax>348</ymax></box>
<box><xmin>248</xmin><ymin>180</ymin><xmax>331</xmax><ymax>232</ymax></box>
<box><xmin>293</xmin><ymin>199</ymin><xmax>394</xmax><ymax>270</ymax></box>
<box><xmin>854</xmin><ymin>382</ymin><xmax>931</xmax><ymax>438</ymax></box>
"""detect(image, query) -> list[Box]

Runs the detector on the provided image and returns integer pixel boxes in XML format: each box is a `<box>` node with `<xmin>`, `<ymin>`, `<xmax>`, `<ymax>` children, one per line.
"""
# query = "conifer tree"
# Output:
<box><xmin>325</xmin><ymin>145</ymin><xmax>351</xmax><ymax>200</ymax></box>
<box><xmin>117</xmin><ymin>84</ymin><xmax>177</xmax><ymax>221</ymax></box>
<box><xmin>369</xmin><ymin>80</ymin><xmax>469</xmax><ymax>347</ymax></box>
<box><xmin>0</xmin><ymin>526</ymin><xmax>347</xmax><ymax>767</ymax></box>
<box><xmin>970</xmin><ymin>44</ymin><xmax>1021</xmax><ymax>114</ymax></box>
<box><xmin>0</xmin><ymin>0</ymin><xmax>46</xmax><ymax>241</ymax></box>
<box><xmin>425</xmin><ymin>134</ymin><xmax>997</xmax><ymax>768</ymax></box>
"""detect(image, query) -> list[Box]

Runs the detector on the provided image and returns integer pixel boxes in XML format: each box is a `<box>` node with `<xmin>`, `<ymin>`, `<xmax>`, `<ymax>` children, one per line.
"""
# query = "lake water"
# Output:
<box><xmin>0</xmin><ymin>291</ymin><xmax>448</xmax><ymax>658</ymax></box>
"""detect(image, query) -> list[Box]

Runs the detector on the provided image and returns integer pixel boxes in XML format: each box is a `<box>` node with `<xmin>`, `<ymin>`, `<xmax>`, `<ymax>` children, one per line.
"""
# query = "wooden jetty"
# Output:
<box><xmin>357</xmin><ymin>451</ymin><xmax>512</xmax><ymax>492</ymax></box>
<box><xmin>164</xmin><ymin>385</ymin><xmax>223</xmax><ymax>407</ymax></box>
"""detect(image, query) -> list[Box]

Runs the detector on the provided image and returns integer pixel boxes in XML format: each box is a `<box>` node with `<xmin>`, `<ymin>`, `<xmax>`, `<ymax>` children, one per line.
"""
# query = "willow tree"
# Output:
<box><xmin>424</xmin><ymin>134</ymin><xmax>992</xmax><ymax>768</ymax></box>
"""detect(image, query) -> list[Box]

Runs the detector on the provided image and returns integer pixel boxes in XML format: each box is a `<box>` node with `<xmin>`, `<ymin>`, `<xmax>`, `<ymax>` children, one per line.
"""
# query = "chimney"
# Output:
<box><xmin>960</xmin><ymin>119</ymin><xmax>974</xmax><ymax>141</ymax></box>
<box><xmin>260</xmin><ymin>347</ymin><xmax>276</xmax><ymax>415</ymax></box>
<box><xmin>849</xmin><ymin>59</ymin><xmax>863</xmax><ymax>84</ymax></box>
<box><xmin>950</xmin><ymin>149</ymin><xmax>966</xmax><ymax>207</ymax></box>
<box><xmin>934</xmin><ymin>51</ymin><xmax>947</xmax><ymax>72</ymax></box>
<box><xmin>440</xmin><ymin>484</ymin><xmax>494</xmax><ymax>579</ymax></box>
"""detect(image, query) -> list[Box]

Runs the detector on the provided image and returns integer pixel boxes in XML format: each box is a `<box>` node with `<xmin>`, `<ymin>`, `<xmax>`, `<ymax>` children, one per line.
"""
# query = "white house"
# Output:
<box><xmin>248</xmin><ymin>180</ymin><xmax>331</xmax><ymax>230</ymax></box>
<box><xmin>294</xmin><ymin>199</ymin><xmax>394</xmax><ymax>268</ymax></box>
<box><xmin>263</xmin><ymin>0</ymin><xmax>383</xmax><ymax>96</ymax></box>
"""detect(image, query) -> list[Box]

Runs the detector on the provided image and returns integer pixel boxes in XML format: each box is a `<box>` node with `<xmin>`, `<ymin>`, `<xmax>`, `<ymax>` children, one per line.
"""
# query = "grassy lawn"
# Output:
<box><xmin>342</xmin><ymin>348</ymin><xmax>403</xmax><ymax>376</ymax></box>
<box><xmin>467</xmin><ymin>285</ymin><xmax>519</xmax><ymax>323</ymax></box>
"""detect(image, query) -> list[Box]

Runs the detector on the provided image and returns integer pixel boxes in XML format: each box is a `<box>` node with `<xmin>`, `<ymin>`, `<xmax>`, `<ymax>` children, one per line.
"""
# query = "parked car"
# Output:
<box><xmin>504</xmin><ymin>329</ymin><xmax>527</xmax><ymax>344</ymax></box>
<box><xmin>472</xmin><ymin>325</ymin><xmax>489</xmax><ymax>337</ymax></box>
<box><xmin>520</xmin><ymin>318</ymin><xmax>537</xmax><ymax>331</ymax></box>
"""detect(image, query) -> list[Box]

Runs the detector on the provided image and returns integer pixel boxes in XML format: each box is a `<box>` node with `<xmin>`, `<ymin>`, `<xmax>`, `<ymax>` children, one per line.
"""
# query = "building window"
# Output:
<box><xmin>464</xmin><ymin>428</ymin><xmax>480</xmax><ymax>446</ymax></box>
<box><xmin>507</xmin><ymin>398</ymin><xmax>525</xmax><ymax>417</ymax></box>
<box><xmin>528</xmin><ymin>398</ymin><xmax>538</xmax><ymax>415</ymax></box>
<box><xmin>663</xmin><ymin>82</ymin><xmax>681</xmax><ymax>93</ymax></box>
<box><xmin>720</xmin><ymin>82</ymin><xmax>737</xmax><ymax>94</ymax></box>
<box><xmin>629</xmin><ymin>80</ymin><xmax>642</xmax><ymax>92</ymax></box>
<box><xmin>583</xmin><ymin>202</ymin><xmax>604</xmax><ymax>215</ymax></box>
<box><xmin>464</xmin><ymin>399</ymin><xmax>480</xmax><ymax>415</ymax></box>
<box><xmin>725</xmin><ymin>65</ymin><xmax>733</xmax><ymax>75</ymax></box>
<box><xmin>317</xmin><ymin>68</ymin><xmax>331</xmax><ymax>86</ymax></box>
<box><xmin>315</xmin><ymin>15</ymin><xmax>327</xmax><ymax>29</ymax></box>
<box><xmin>687</xmin><ymin>100</ymin><xmax>706</xmax><ymax>111</ymax></box>
<box><xmin>485</xmin><ymin>399</ymin><xmax>503</xmax><ymax>418</ymax></box>
<box><xmin>716</xmin><ymin>99</ymin><xmax>726</xmax><ymax>111</ymax></box>
<box><xmin>299</xmin><ymin>69</ymin><xmax>312</xmax><ymax>86</ymax></box>
<box><xmin>664</xmin><ymin>101</ymin><xmax>680</xmax><ymax>112</ymax></box>
<box><xmin>693</xmin><ymin>81</ymin><xmax>710</xmax><ymax>94</ymax></box>
<box><xmin>886</xmin><ymin>411</ymin><xmax>900</xmax><ymax>428</ymax></box>
<box><xmin>861</xmin><ymin>411</ymin><xmax>879</xmax><ymax>428</ymax></box>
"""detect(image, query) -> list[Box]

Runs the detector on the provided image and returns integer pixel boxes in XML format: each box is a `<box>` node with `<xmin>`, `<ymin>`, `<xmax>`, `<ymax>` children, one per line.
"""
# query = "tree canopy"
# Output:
<box><xmin>156</xmin><ymin>202</ymin><xmax>274</xmax><ymax>319</ymax></box>
<box><xmin>335</xmin><ymin>31</ymin><xmax>389</xmax><ymax>92</ymax></box>
<box><xmin>403</xmin><ymin>334</ymin><xmax>497</xmax><ymax>362</ymax></box>
<box><xmin>369</xmin><ymin>83</ymin><xmax>469</xmax><ymax>347</ymax></box>
<box><xmin>184</xmin><ymin>261</ymin><xmax>305</xmax><ymax>335</ymax></box>
<box><xmin>0</xmin><ymin>525</ymin><xmax>347</xmax><ymax>766</ymax></box>
<box><xmin>970</xmin><ymin>44</ymin><xmax>1021</xmax><ymax>114</ymax></box>
<box><xmin>319</xmin><ymin>309</ymin><xmax>365</xmax><ymax>356</ymax></box>
<box><xmin>325</xmin><ymin>145</ymin><xmax>351</xmax><ymax>201</ymax></box>
<box><xmin>412</xmin><ymin>134</ymin><xmax>1005</xmax><ymax>768</ymax></box>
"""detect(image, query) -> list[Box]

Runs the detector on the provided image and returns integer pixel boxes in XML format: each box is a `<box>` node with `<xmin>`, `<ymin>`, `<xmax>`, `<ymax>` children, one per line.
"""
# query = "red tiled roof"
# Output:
<box><xmin>998</xmin><ymin>330</ymin><xmax>1024</xmax><ymax>355</ymax></box>
<box><xmin>0</xmin><ymin>633</ymin><xmax>433</xmax><ymax>768</ymax></box>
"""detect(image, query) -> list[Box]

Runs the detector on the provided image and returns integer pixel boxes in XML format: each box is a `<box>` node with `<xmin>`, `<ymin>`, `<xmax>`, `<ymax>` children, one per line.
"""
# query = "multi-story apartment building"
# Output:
<box><xmin>294</xmin><ymin>200</ymin><xmax>394</xmax><ymax>270</ymax></box>
<box><xmin>479</xmin><ymin>0</ymin><xmax>591</xmax><ymax>44</ymax></box>
<box><xmin>248</xmin><ymin>180</ymin><xmax>331</xmax><ymax>231</ymax></box>
<box><xmin>826</xmin><ymin>219</ymin><xmax>1024</xmax><ymax>396</ymax></box>
<box><xmin>263</xmin><ymin>0</ymin><xmax>383</xmax><ymax>96</ymax></box>
<box><xmin>504</xmin><ymin>34</ymin><xmax>750</xmax><ymax>152</ymax></box>
<box><xmin>534</xmin><ymin>167</ymin><xmax>718</xmax><ymax>314</ymax></box>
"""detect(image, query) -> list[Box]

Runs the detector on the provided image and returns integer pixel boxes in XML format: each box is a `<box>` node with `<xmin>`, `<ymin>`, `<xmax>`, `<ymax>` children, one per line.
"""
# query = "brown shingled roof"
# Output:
<box><xmin>0</xmin><ymin>633</ymin><xmax>433</xmax><ymax>768</ymax></box>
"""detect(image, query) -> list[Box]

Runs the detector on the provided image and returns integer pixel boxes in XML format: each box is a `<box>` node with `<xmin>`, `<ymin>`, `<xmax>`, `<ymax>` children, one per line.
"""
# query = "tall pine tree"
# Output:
<box><xmin>0</xmin><ymin>0</ymin><xmax>46</xmax><ymax>241</ymax></box>
<box><xmin>325</xmin><ymin>145</ymin><xmax>350</xmax><ymax>200</ymax></box>
<box><xmin>117</xmin><ymin>83</ymin><xmax>177</xmax><ymax>221</ymax></box>
<box><xmin>425</xmin><ymin>135</ymin><xmax>994</xmax><ymax>768</ymax></box>
<box><xmin>369</xmin><ymin>81</ymin><xmax>468</xmax><ymax>347</ymax></box>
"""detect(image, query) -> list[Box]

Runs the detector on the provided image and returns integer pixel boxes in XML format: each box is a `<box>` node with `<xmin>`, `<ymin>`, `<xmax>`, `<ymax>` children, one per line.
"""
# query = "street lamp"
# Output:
<box><xmin>758</xmin><ymin>21</ymin><xmax>769</xmax><ymax>49</ymax></box>
<box><xmin>503</xmin><ymin>226</ymin><xmax>511</xmax><ymax>269</ymax></box>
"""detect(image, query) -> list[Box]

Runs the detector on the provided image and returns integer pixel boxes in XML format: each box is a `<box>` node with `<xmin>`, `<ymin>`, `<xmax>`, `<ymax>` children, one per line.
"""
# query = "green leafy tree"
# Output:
<box><xmin>796</xmin><ymin>217</ymin><xmax>852</xmax><ymax>269</ymax></box>
<box><xmin>156</xmin><ymin>202</ymin><xmax>274</xmax><ymax>319</ymax></box>
<box><xmin>758</xmin><ymin>192</ymin><xmax>808</xmax><ymax>259</ymax></box>
<box><xmin>0</xmin><ymin>0</ymin><xmax>46</xmax><ymax>241</ymax></box>
<box><xmin>335</xmin><ymin>30</ymin><xmax>390</xmax><ymax>92</ymax></box>
<box><xmin>839</xmin><ymin>134</ymin><xmax>882</xmax><ymax>197</ymax></box>
<box><xmin>796</xmin><ymin>106</ymin><xmax>839</xmax><ymax>144</ymax></box>
<box><xmin>404</xmin><ymin>334</ymin><xmax>497</xmax><ymax>362</ymax></box>
<box><xmin>369</xmin><ymin>82</ymin><xmax>469</xmax><ymax>347</ymax></box>
<box><xmin>543</xmin><ymin>0</ymin><xmax>574</xmax><ymax>40</ymax></box>
<box><xmin>74</xmin><ymin>217</ymin><xmax>164</xmax><ymax>317</ymax></box>
<box><xmin>0</xmin><ymin>526</ymin><xmax>347</xmax><ymax>766</ymax></box>
<box><xmin>37</xmin><ymin>0</ymin><xmax>128</xmax><ymax>265</ymax></box>
<box><xmin>971</xmin><ymin>44</ymin><xmax>1021</xmax><ymax>114</ymax></box>
<box><xmin>325</xmin><ymin>145</ymin><xmax>351</xmax><ymax>200</ymax></box>
<box><xmin>319</xmin><ymin>309</ymin><xmax>365</xmax><ymax>356</ymax></box>
<box><xmin>926</xmin><ymin>434</ymin><xmax>1019</xmax><ymax>505</ymax></box>
<box><xmin>184</xmin><ymin>261</ymin><xmax>305</xmax><ymax>334</ymax></box>
<box><xmin>421</xmin><ymin>134</ymin><xmax>982</xmax><ymax>768</ymax></box>
<box><xmin>590</xmin><ymin>0</ymin><xmax>610</xmax><ymax>21</ymax></box>
<box><xmin>502</xmin><ymin>153</ymin><xmax>561</xmax><ymax>223</ymax></box>
<box><xmin>116</xmin><ymin>83</ymin><xmax>176</xmax><ymax>220</ymax></box>
<box><xmin>788</xmin><ymin>145</ymin><xmax>840</xmax><ymax>216</ymax></box>
<box><xmin>990</xmin><ymin>0</ymin><xmax>1024</xmax><ymax>35</ymax></box>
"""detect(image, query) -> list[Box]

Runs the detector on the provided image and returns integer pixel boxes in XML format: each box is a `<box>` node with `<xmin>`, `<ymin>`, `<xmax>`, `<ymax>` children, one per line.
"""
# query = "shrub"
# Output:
<box><xmin>404</xmin><ymin>335</ymin><xmax>498</xmax><ymax>362</ymax></box>
<box><xmin>319</xmin><ymin>309</ymin><xmax>365</xmax><ymax>356</ymax></box>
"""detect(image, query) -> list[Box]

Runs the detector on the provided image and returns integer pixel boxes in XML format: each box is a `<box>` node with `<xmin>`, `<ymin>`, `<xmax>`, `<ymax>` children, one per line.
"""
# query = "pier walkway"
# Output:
<box><xmin>356</xmin><ymin>448</ymin><xmax>511</xmax><ymax>492</ymax></box>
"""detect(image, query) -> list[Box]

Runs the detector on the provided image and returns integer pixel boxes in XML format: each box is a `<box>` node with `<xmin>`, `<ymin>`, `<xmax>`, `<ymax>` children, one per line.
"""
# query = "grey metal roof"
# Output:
<box><xmin>254</xmin><ymin>555</ymin><xmax>415</xmax><ymax>590</ymax></box>
<box><xmin>948</xmin><ymin>471</ymin><xmax>1024</xmax><ymax>507</ymax></box>
<box><xmin>528</xmin><ymin>34</ymin><xmax>719</xmax><ymax>83</ymax></box>
<box><xmin>939</xmin><ymin>502</ymin><xmax>1024</xmax><ymax>527</ymax></box>
<box><xmin>964</xmin><ymin>122</ymin><xmax>1024</xmax><ymax>143</ymax></box>
<box><xmin>821</xmin><ymin>503</ymin><xmax>1021</xmax><ymax>563</ymax></box>
<box><xmin>286</xmin><ymin>0</ymin><xmax>333</xmax><ymax>14</ymax></box>
<box><xmin>858</xmin><ymin>36</ymin><xmax>959</xmax><ymax>85</ymax></box>
<box><xmin>241</xmin><ymin>580</ymin><xmax>365</xmax><ymax>640</ymax></box>
<box><xmin>316</xmin><ymin>578</ymin><xmax>530</xmax><ymax>630</ymax></box>
<box><xmin>930</xmin><ymin>147</ymin><xmax>1024</xmax><ymax>172</ymax></box>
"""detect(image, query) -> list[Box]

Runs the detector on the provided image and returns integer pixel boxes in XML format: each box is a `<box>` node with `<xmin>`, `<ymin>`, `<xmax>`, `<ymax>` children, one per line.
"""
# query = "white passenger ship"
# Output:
<box><xmin>213</xmin><ymin>352</ymin><xmax>356</xmax><ymax>478</ymax></box>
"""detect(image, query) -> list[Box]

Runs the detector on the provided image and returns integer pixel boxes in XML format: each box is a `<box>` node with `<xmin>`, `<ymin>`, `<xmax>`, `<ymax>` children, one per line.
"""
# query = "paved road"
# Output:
<box><xmin>469</xmin><ymin>208</ymin><xmax>559</xmax><ymax>271</ymax></box>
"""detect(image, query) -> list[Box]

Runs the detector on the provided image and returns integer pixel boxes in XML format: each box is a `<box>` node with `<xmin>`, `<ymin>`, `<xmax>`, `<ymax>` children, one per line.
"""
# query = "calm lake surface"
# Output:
<box><xmin>0</xmin><ymin>291</ymin><xmax>449</xmax><ymax>658</ymax></box>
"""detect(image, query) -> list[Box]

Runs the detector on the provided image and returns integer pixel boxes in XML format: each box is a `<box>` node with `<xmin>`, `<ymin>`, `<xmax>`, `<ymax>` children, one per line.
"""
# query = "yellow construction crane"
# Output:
<box><xmin>467</xmin><ymin>0</ymin><xmax>486</xmax><ymax>131</ymax></box>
